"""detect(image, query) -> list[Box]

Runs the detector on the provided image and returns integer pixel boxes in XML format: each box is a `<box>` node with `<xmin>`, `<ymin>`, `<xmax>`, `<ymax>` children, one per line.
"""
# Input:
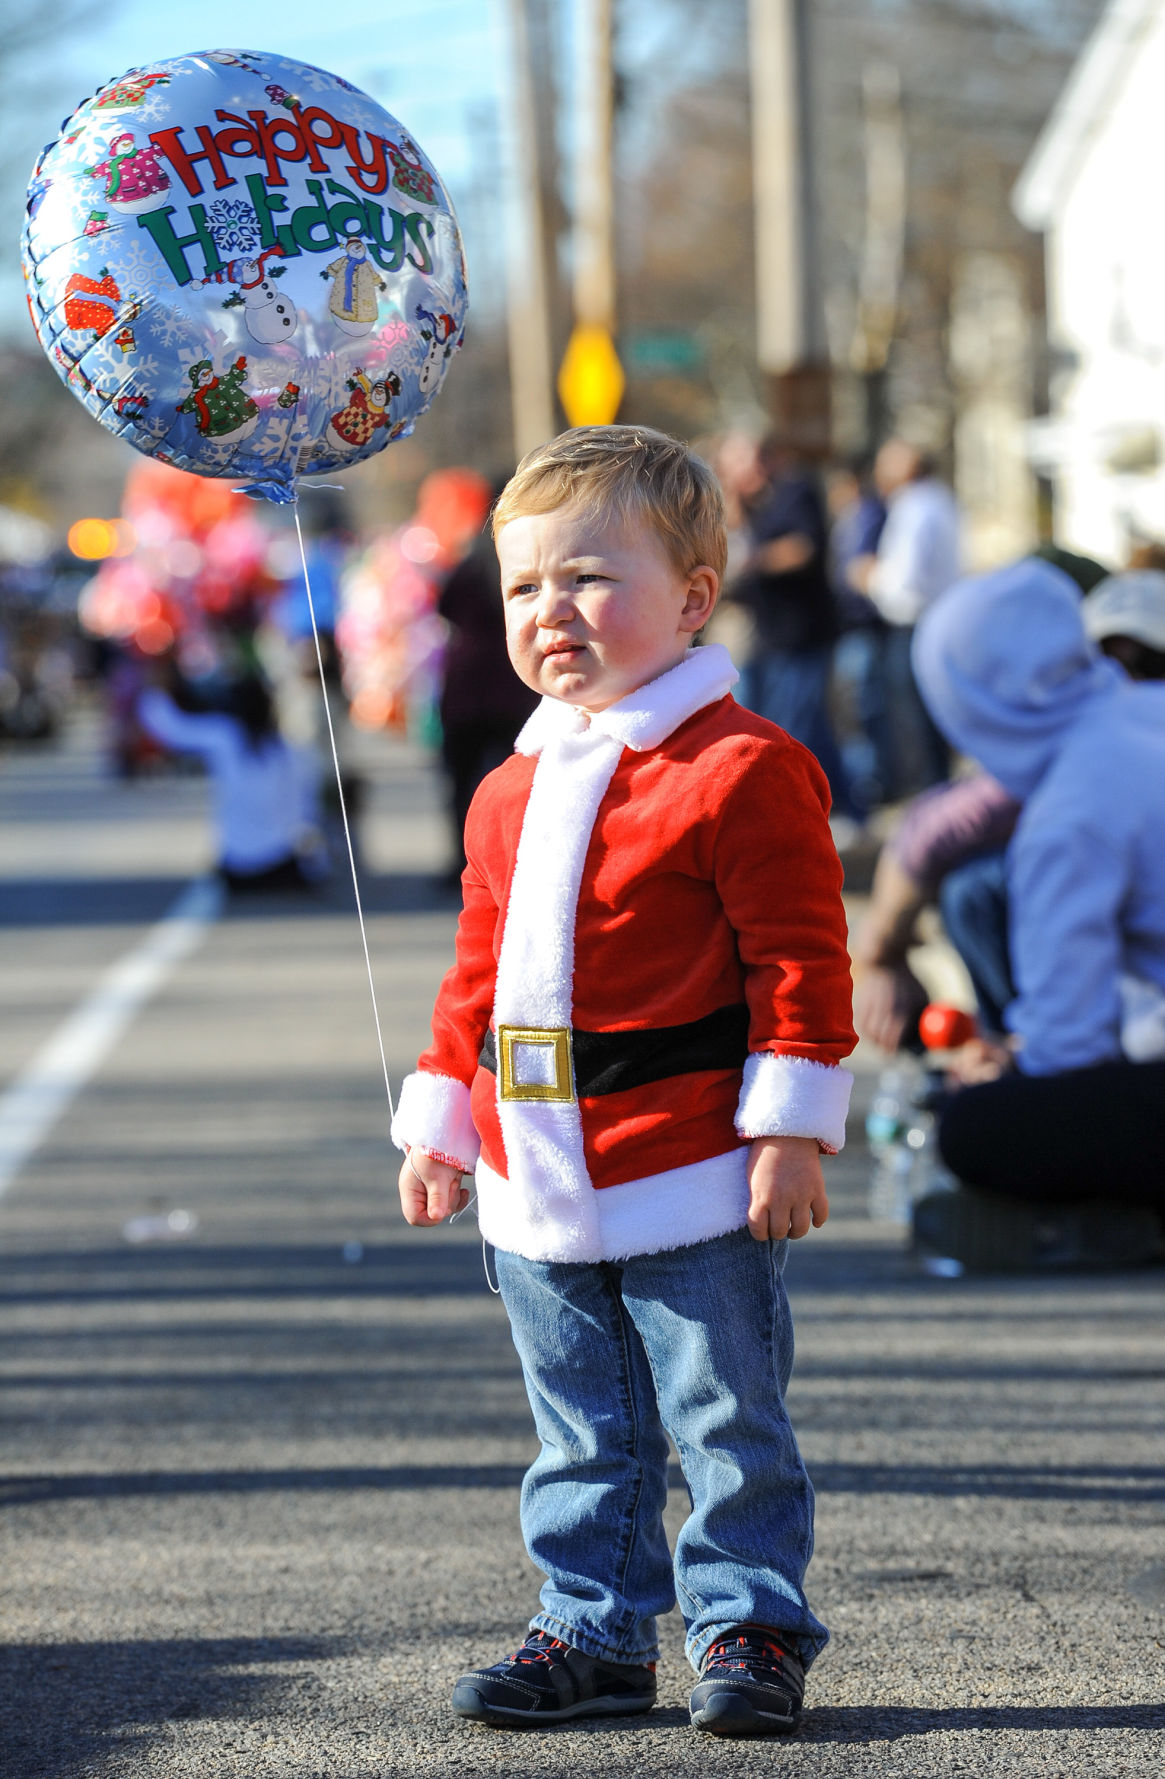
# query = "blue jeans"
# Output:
<box><xmin>938</xmin><ymin>850</ymin><xmax>1013</xmax><ymax>1036</ymax></box>
<box><xmin>833</xmin><ymin>625</ymin><xmax>885</xmax><ymax>809</ymax></box>
<box><xmin>739</xmin><ymin>646</ymin><xmax>857</xmax><ymax>818</ymax></box>
<box><xmin>493</xmin><ymin>1226</ymin><xmax>827</xmax><ymax>1673</ymax></box>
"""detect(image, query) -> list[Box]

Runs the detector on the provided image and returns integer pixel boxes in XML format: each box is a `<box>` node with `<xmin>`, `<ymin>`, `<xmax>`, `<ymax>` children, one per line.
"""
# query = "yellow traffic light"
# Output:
<box><xmin>557</xmin><ymin>324</ymin><xmax>625</xmax><ymax>428</ymax></box>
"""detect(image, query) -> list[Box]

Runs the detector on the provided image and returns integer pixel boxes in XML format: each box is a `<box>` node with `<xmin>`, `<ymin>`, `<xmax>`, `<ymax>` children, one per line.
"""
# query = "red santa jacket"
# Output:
<box><xmin>392</xmin><ymin>645</ymin><xmax>856</xmax><ymax>1262</ymax></box>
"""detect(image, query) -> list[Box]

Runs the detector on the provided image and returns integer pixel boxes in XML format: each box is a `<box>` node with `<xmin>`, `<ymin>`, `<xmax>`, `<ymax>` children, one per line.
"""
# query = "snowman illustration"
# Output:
<box><xmin>416</xmin><ymin>305</ymin><xmax>460</xmax><ymax>396</ymax></box>
<box><xmin>388</xmin><ymin>136</ymin><xmax>436</xmax><ymax>205</ymax></box>
<box><xmin>85</xmin><ymin>131</ymin><xmax>170</xmax><ymax>216</ymax></box>
<box><xmin>325</xmin><ymin>368</ymin><xmax>401</xmax><ymax>453</ymax></box>
<box><xmin>197</xmin><ymin>249</ymin><xmax>298</xmax><ymax>344</ymax></box>
<box><xmin>205</xmin><ymin>51</ymin><xmax>264</xmax><ymax>75</ymax></box>
<box><xmin>322</xmin><ymin>237</ymin><xmax>387</xmax><ymax>337</ymax></box>
<box><xmin>176</xmin><ymin>358</ymin><xmax>259</xmax><ymax>444</ymax></box>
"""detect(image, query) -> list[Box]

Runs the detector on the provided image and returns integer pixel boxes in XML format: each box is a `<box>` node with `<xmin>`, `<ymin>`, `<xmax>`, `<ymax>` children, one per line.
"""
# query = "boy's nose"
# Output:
<box><xmin>535</xmin><ymin>582</ymin><xmax>574</xmax><ymax>625</ymax></box>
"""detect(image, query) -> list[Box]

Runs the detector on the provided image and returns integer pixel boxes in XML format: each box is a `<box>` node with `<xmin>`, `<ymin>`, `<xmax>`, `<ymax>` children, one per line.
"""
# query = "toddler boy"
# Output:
<box><xmin>392</xmin><ymin>426</ymin><xmax>855</xmax><ymax>1737</ymax></box>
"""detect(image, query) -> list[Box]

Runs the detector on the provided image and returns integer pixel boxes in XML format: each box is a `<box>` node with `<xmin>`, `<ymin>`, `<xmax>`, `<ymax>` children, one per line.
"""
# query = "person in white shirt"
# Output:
<box><xmin>851</xmin><ymin>440</ymin><xmax>961</xmax><ymax>797</ymax></box>
<box><xmin>139</xmin><ymin>671</ymin><xmax>320</xmax><ymax>891</ymax></box>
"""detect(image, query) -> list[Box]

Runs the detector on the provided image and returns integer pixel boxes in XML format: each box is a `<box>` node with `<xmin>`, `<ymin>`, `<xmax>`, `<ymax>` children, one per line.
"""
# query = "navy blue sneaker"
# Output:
<box><xmin>689</xmin><ymin>1627</ymin><xmax>805</xmax><ymax>1736</ymax></box>
<box><xmin>452</xmin><ymin>1630</ymin><xmax>657</xmax><ymax>1727</ymax></box>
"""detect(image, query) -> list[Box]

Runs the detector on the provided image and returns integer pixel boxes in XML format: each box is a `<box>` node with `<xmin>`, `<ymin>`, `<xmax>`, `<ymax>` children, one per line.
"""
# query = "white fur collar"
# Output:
<box><xmin>514</xmin><ymin>643</ymin><xmax>738</xmax><ymax>758</ymax></box>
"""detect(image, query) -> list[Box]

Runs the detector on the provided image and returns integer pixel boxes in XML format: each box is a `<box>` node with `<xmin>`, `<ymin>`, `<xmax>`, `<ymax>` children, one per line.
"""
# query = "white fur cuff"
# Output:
<box><xmin>735</xmin><ymin>1052</ymin><xmax>853</xmax><ymax>1154</ymax></box>
<box><xmin>390</xmin><ymin>1071</ymin><xmax>481</xmax><ymax>1173</ymax></box>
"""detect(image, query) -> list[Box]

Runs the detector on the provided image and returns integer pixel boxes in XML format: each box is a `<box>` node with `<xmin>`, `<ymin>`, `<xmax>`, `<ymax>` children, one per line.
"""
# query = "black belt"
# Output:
<box><xmin>479</xmin><ymin>1003</ymin><xmax>750</xmax><ymax>1100</ymax></box>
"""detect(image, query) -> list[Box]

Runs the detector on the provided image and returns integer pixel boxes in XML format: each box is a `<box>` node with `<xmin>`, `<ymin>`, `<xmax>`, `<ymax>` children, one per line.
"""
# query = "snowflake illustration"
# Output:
<box><xmin>131</xmin><ymin>91</ymin><xmax>172</xmax><ymax>126</ymax></box>
<box><xmin>80</xmin><ymin>335</ymin><xmax>123</xmax><ymax>375</ymax></box>
<box><xmin>207</xmin><ymin>199</ymin><xmax>261</xmax><ymax>257</ymax></box>
<box><xmin>342</xmin><ymin>101</ymin><xmax>385</xmax><ymax>135</ymax></box>
<box><xmin>298</xmin><ymin>65</ymin><xmax>335</xmax><ymax>93</ymax></box>
<box><xmin>154</xmin><ymin>307</ymin><xmax>200</xmax><ymax>350</ymax></box>
<box><xmin>116</xmin><ymin>239</ymin><xmax>164</xmax><ymax>288</ymax></box>
<box><xmin>200</xmin><ymin>439</ymin><xmax>246</xmax><ymax>471</ymax></box>
<box><xmin>397</xmin><ymin>333</ymin><xmax>427</xmax><ymax>377</ymax></box>
<box><xmin>130</xmin><ymin>353</ymin><xmax>160</xmax><ymax>383</ymax></box>
<box><xmin>245</xmin><ymin>357</ymin><xmax>286</xmax><ymax>386</ymax></box>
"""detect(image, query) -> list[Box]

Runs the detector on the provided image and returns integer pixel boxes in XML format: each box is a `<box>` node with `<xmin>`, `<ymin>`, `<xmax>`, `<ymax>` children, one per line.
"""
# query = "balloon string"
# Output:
<box><xmin>293</xmin><ymin>501</ymin><xmax>396</xmax><ymax>1129</ymax></box>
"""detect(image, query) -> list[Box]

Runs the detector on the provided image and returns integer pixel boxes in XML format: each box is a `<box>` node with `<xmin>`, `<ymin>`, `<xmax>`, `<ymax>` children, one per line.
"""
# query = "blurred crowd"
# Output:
<box><xmin>713</xmin><ymin>430</ymin><xmax>1164</xmax><ymax>1255</ymax></box>
<box><xmin>3</xmin><ymin>431</ymin><xmax>1163</xmax><ymax>1261</ymax></box>
<box><xmin>0</xmin><ymin>506</ymin><xmax>87</xmax><ymax>745</ymax></box>
<box><xmin>716</xmin><ymin>432</ymin><xmax>964</xmax><ymax>828</ymax></box>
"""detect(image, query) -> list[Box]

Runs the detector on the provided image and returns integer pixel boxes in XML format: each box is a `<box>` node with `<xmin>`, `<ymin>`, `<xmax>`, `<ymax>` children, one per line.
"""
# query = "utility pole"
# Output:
<box><xmin>503</xmin><ymin>0</ymin><xmax>557</xmax><ymax>458</ymax></box>
<box><xmin>572</xmin><ymin>0</ymin><xmax>615</xmax><ymax>336</ymax></box>
<box><xmin>558</xmin><ymin>0</ymin><xmax>624</xmax><ymax>428</ymax></box>
<box><xmin>850</xmin><ymin>62</ymin><xmax>905</xmax><ymax>451</ymax></box>
<box><xmin>747</xmin><ymin>0</ymin><xmax>830</xmax><ymax>454</ymax></box>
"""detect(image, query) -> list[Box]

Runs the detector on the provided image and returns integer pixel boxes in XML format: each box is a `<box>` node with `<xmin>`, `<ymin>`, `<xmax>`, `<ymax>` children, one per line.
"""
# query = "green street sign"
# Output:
<box><xmin>622</xmin><ymin>330</ymin><xmax>705</xmax><ymax>375</ymax></box>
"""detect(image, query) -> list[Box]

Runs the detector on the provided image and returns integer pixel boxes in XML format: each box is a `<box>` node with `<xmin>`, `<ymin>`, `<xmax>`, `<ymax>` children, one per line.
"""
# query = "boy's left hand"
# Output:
<box><xmin>746</xmin><ymin>1135</ymin><xmax>829</xmax><ymax>1241</ymax></box>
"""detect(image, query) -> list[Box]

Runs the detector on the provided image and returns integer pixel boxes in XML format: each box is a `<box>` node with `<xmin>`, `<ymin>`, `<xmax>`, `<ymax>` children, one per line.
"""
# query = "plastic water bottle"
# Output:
<box><xmin>866</xmin><ymin>1057</ymin><xmax>920</xmax><ymax>1224</ymax></box>
<box><xmin>867</xmin><ymin>1006</ymin><xmax>969</xmax><ymax>1223</ymax></box>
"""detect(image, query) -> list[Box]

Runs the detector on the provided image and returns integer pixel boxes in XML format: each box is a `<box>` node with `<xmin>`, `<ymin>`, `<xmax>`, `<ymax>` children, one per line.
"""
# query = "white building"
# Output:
<box><xmin>1015</xmin><ymin>0</ymin><xmax>1165</xmax><ymax>563</ymax></box>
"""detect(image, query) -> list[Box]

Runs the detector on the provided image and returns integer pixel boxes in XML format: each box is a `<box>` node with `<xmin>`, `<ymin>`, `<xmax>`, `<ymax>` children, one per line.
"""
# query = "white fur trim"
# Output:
<box><xmin>476</xmin><ymin>1149</ymin><xmax>751</xmax><ymax>1262</ymax></box>
<box><xmin>514</xmin><ymin>644</ymin><xmax>738</xmax><ymax>757</ymax></box>
<box><xmin>492</xmin><ymin>725</ymin><xmax>625</xmax><ymax>1255</ymax></box>
<box><xmin>391</xmin><ymin>1070</ymin><xmax>480</xmax><ymax>1173</ymax></box>
<box><xmin>735</xmin><ymin>1053</ymin><xmax>853</xmax><ymax>1154</ymax></box>
<box><xmin>513</xmin><ymin>696</ymin><xmax>587</xmax><ymax>757</ymax></box>
<box><xmin>494</xmin><ymin>644</ymin><xmax>745</xmax><ymax>1257</ymax></box>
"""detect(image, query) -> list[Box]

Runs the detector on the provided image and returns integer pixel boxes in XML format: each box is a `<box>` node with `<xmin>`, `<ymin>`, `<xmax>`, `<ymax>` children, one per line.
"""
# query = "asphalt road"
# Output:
<box><xmin>1</xmin><ymin>704</ymin><xmax>1163</xmax><ymax>1779</ymax></box>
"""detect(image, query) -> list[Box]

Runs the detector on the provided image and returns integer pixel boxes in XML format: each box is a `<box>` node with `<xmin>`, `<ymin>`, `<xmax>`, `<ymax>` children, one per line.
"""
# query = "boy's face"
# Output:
<box><xmin>497</xmin><ymin>503</ymin><xmax>718</xmax><ymax>713</ymax></box>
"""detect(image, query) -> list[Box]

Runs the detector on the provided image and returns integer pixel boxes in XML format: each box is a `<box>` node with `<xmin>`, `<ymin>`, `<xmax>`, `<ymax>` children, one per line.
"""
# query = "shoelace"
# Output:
<box><xmin>509</xmin><ymin>1633</ymin><xmax>569</xmax><ymax>1669</ymax></box>
<box><xmin>705</xmin><ymin>1631</ymin><xmax>794</xmax><ymax>1678</ymax></box>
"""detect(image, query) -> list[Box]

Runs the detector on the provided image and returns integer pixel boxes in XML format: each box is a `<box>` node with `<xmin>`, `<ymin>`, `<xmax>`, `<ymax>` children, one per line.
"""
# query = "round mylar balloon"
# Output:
<box><xmin>21</xmin><ymin>50</ymin><xmax>468</xmax><ymax>499</ymax></box>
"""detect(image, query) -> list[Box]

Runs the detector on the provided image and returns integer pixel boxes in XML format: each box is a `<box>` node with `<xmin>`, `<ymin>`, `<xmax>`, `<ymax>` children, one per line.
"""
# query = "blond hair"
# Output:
<box><xmin>491</xmin><ymin>425</ymin><xmax>727</xmax><ymax>580</ymax></box>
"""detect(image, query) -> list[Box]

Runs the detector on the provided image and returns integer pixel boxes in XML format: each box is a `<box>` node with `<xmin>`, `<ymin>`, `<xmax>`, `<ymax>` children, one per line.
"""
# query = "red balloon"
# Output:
<box><xmin>919</xmin><ymin>1003</ymin><xmax>976</xmax><ymax>1050</ymax></box>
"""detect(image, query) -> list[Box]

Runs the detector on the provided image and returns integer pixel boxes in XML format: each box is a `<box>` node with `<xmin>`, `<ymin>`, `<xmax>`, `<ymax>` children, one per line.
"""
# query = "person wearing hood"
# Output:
<box><xmin>852</xmin><ymin>548</ymin><xmax>1112</xmax><ymax>1050</ymax></box>
<box><xmin>909</xmin><ymin>557</ymin><xmax>1165</xmax><ymax>1247</ymax></box>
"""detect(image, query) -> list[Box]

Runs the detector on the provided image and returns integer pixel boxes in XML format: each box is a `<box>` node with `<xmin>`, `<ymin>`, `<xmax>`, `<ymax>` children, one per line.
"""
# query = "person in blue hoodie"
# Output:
<box><xmin>908</xmin><ymin>558</ymin><xmax>1165</xmax><ymax>1253</ymax></box>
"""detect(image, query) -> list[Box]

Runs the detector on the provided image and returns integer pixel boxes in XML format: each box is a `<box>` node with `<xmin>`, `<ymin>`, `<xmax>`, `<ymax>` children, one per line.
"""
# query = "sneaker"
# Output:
<box><xmin>451</xmin><ymin>1630</ymin><xmax>657</xmax><ymax>1727</ymax></box>
<box><xmin>689</xmin><ymin>1627</ymin><xmax>805</xmax><ymax>1737</ymax></box>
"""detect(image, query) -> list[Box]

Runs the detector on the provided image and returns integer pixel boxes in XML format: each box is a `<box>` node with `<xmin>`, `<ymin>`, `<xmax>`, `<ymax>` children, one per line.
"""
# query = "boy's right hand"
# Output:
<box><xmin>397</xmin><ymin>1147</ymin><xmax>470</xmax><ymax>1227</ymax></box>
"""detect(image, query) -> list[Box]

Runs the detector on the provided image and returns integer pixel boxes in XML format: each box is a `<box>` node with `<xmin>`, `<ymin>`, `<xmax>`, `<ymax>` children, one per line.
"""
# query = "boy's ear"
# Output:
<box><xmin>680</xmin><ymin>565</ymin><xmax>719</xmax><ymax>632</ymax></box>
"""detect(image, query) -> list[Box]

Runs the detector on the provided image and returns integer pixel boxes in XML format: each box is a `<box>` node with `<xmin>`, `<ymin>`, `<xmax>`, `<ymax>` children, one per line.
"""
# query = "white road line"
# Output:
<box><xmin>0</xmin><ymin>876</ymin><xmax>223</xmax><ymax>1198</ymax></box>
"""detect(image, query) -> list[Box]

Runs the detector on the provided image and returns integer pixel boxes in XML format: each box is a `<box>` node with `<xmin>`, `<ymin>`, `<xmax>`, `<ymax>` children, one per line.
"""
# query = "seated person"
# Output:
<box><xmin>907</xmin><ymin>558</ymin><xmax>1165</xmax><ymax>1215</ymax></box>
<box><xmin>853</xmin><ymin>554</ymin><xmax>1157</xmax><ymax>1053</ymax></box>
<box><xmin>852</xmin><ymin>773</ymin><xmax>1019</xmax><ymax>1048</ymax></box>
<box><xmin>140</xmin><ymin>667</ymin><xmax>321</xmax><ymax>891</ymax></box>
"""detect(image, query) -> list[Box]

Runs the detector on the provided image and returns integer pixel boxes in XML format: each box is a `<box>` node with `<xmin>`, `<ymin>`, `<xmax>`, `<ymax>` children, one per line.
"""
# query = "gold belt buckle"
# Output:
<box><xmin>497</xmin><ymin>1024</ymin><xmax>575</xmax><ymax>1103</ymax></box>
